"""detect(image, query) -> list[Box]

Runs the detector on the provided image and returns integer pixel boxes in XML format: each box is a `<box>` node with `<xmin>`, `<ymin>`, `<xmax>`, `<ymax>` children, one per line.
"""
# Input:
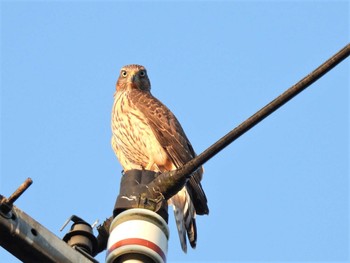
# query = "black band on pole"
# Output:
<box><xmin>113</xmin><ymin>170</ymin><xmax>168</xmax><ymax>222</ymax></box>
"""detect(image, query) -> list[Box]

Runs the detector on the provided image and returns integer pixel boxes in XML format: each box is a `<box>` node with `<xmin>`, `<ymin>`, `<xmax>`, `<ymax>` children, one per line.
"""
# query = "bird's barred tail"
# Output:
<box><xmin>170</xmin><ymin>187</ymin><xmax>197</xmax><ymax>253</ymax></box>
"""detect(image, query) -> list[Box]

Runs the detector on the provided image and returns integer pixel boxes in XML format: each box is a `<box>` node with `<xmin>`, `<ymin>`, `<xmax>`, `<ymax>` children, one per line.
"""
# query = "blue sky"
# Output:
<box><xmin>1</xmin><ymin>1</ymin><xmax>349</xmax><ymax>262</ymax></box>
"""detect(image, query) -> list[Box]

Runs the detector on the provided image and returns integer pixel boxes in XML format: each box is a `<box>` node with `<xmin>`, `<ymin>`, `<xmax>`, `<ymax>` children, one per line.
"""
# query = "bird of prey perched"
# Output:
<box><xmin>111</xmin><ymin>64</ymin><xmax>209</xmax><ymax>252</ymax></box>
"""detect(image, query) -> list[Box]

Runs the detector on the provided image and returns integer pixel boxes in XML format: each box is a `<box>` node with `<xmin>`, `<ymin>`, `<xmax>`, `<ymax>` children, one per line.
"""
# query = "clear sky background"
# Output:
<box><xmin>1</xmin><ymin>1</ymin><xmax>349</xmax><ymax>262</ymax></box>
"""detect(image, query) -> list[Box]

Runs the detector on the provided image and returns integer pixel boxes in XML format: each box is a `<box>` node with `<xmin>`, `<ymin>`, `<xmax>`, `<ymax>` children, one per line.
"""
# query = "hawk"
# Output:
<box><xmin>111</xmin><ymin>64</ymin><xmax>209</xmax><ymax>252</ymax></box>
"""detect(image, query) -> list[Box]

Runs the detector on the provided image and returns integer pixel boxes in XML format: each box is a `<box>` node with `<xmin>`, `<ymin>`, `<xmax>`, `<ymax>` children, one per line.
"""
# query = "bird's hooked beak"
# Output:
<box><xmin>126</xmin><ymin>72</ymin><xmax>138</xmax><ymax>89</ymax></box>
<box><xmin>129</xmin><ymin>73</ymin><xmax>136</xmax><ymax>83</ymax></box>
<box><xmin>126</xmin><ymin>72</ymin><xmax>138</xmax><ymax>88</ymax></box>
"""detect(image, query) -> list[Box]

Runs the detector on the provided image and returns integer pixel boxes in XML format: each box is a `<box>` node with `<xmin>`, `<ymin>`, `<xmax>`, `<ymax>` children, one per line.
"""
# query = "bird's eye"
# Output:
<box><xmin>139</xmin><ymin>70</ymin><xmax>146</xmax><ymax>77</ymax></box>
<box><xmin>121</xmin><ymin>70</ymin><xmax>128</xmax><ymax>77</ymax></box>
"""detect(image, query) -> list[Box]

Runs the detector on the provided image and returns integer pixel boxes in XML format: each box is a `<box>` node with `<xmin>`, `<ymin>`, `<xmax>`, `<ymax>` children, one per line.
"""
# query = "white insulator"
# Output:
<box><xmin>106</xmin><ymin>208</ymin><xmax>169</xmax><ymax>263</ymax></box>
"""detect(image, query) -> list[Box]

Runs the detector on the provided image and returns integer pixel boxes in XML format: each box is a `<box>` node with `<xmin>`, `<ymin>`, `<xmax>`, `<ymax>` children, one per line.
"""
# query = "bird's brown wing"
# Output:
<box><xmin>130</xmin><ymin>90</ymin><xmax>209</xmax><ymax>215</ymax></box>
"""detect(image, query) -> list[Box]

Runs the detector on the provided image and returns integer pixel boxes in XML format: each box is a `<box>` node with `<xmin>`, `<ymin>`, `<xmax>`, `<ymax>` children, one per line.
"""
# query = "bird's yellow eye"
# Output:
<box><xmin>121</xmin><ymin>70</ymin><xmax>128</xmax><ymax>77</ymax></box>
<box><xmin>139</xmin><ymin>70</ymin><xmax>146</xmax><ymax>77</ymax></box>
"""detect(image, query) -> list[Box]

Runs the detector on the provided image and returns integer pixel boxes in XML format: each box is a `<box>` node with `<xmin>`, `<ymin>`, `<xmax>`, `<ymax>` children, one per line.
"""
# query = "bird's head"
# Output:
<box><xmin>116</xmin><ymin>64</ymin><xmax>151</xmax><ymax>92</ymax></box>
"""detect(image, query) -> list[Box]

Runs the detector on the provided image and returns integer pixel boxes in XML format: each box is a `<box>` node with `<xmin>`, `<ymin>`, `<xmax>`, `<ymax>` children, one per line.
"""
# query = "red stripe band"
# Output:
<box><xmin>107</xmin><ymin>238</ymin><xmax>166</xmax><ymax>263</ymax></box>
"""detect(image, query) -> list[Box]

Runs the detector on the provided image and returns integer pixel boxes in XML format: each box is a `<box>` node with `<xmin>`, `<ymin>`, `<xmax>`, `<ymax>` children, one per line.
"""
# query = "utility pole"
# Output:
<box><xmin>1</xmin><ymin>43</ymin><xmax>349</xmax><ymax>262</ymax></box>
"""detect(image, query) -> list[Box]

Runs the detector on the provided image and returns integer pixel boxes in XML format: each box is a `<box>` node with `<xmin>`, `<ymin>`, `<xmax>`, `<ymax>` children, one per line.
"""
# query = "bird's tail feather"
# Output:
<box><xmin>170</xmin><ymin>187</ymin><xmax>197</xmax><ymax>253</ymax></box>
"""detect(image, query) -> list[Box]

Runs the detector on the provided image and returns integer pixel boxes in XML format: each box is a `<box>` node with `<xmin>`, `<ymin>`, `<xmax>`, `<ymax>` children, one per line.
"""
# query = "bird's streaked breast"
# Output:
<box><xmin>111</xmin><ymin>91</ymin><xmax>169</xmax><ymax>171</ymax></box>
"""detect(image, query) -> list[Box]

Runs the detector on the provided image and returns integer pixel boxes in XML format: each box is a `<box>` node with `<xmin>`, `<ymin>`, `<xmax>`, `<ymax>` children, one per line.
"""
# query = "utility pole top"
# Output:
<box><xmin>0</xmin><ymin>179</ymin><xmax>99</xmax><ymax>263</ymax></box>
